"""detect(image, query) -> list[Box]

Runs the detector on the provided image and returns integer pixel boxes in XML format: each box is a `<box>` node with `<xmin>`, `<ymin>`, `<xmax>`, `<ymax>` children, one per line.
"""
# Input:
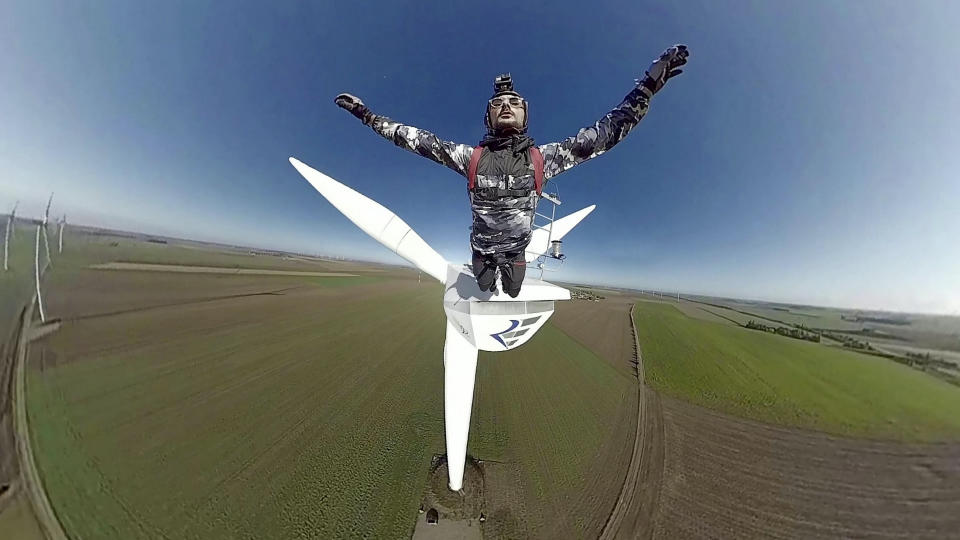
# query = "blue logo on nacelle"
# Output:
<box><xmin>490</xmin><ymin>320</ymin><xmax>520</xmax><ymax>348</ymax></box>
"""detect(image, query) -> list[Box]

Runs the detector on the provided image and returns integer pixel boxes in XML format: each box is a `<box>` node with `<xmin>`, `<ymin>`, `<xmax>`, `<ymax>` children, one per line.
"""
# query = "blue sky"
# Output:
<box><xmin>2</xmin><ymin>1</ymin><xmax>958</xmax><ymax>314</ymax></box>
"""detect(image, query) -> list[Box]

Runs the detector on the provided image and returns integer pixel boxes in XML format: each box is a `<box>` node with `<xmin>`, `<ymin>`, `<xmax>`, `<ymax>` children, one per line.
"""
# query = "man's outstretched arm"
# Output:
<box><xmin>539</xmin><ymin>44</ymin><xmax>689</xmax><ymax>180</ymax></box>
<box><xmin>335</xmin><ymin>94</ymin><xmax>474</xmax><ymax>178</ymax></box>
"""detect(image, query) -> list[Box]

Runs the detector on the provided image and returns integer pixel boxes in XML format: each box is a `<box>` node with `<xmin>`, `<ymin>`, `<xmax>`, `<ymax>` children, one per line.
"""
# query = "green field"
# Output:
<box><xmin>673</xmin><ymin>300</ymin><xmax>777</xmax><ymax>328</ymax></box>
<box><xmin>42</xmin><ymin>230</ymin><xmax>338</xmax><ymax>272</ymax></box>
<box><xmin>0</xmin><ymin>227</ymin><xmax>392</xmax><ymax>539</ymax></box>
<box><xmin>0</xmin><ymin>224</ymin><xmax>40</xmax><ymax>338</ymax></box>
<box><xmin>29</xmin><ymin>284</ymin><xmax>444</xmax><ymax>539</ymax></box>
<box><xmin>470</xmin><ymin>323</ymin><xmax>635</xmax><ymax>538</ymax></box>
<box><xmin>635</xmin><ymin>301</ymin><xmax>960</xmax><ymax>441</ymax></box>
<box><xmin>23</xmin><ymin>241</ymin><xmax>635</xmax><ymax>539</ymax></box>
<box><xmin>715</xmin><ymin>300</ymin><xmax>863</xmax><ymax>331</ymax></box>
<box><xmin>699</xmin><ymin>298</ymin><xmax>960</xmax><ymax>354</ymax></box>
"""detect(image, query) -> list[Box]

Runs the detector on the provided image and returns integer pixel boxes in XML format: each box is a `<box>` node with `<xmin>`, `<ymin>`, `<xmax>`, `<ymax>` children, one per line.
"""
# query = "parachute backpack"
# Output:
<box><xmin>466</xmin><ymin>146</ymin><xmax>544</xmax><ymax>196</ymax></box>
<box><xmin>469</xmin><ymin>73</ymin><xmax>544</xmax><ymax>196</ymax></box>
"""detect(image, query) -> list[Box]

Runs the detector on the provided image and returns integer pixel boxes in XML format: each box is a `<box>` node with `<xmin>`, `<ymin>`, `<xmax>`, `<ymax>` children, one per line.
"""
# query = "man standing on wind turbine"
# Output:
<box><xmin>335</xmin><ymin>44</ymin><xmax>689</xmax><ymax>297</ymax></box>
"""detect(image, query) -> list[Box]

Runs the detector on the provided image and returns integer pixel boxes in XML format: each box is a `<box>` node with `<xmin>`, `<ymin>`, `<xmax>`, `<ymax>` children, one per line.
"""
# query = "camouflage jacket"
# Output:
<box><xmin>366</xmin><ymin>84</ymin><xmax>652</xmax><ymax>257</ymax></box>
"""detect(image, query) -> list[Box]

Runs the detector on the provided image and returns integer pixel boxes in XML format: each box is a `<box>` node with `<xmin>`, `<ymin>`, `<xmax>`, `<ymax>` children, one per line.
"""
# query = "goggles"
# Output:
<box><xmin>489</xmin><ymin>96</ymin><xmax>524</xmax><ymax>108</ymax></box>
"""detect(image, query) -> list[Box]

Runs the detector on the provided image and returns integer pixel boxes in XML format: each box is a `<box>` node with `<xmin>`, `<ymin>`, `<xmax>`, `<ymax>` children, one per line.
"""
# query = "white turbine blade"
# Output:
<box><xmin>290</xmin><ymin>157</ymin><xmax>448</xmax><ymax>283</ymax></box>
<box><xmin>443</xmin><ymin>319</ymin><xmax>479</xmax><ymax>491</ymax></box>
<box><xmin>43</xmin><ymin>193</ymin><xmax>53</xmax><ymax>226</ymax></box>
<box><xmin>35</xmin><ymin>225</ymin><xmax>46</xmax><ymax>322</ymax></box>
<box><xmin>41</xmin><ymin>224</ymin><xmax>52</xmax><ymax>269</ymax></box>
<box><xmin>524</xmin><ymin>204</ymin><xmax>596</xmax><ymax>263</ymax></box>
<box><xmin>3</xmin><ymin>214</ymin><xmax>10</xmax><ymax>271</ymax></box>
<box><xmin>8</xmin><ymin>202</ymin><xmax>16</xmax><ymax>241</ymax></box>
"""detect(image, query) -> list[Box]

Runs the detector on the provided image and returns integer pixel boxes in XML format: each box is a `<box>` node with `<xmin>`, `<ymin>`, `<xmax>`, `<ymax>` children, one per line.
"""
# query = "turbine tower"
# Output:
<box><xmin>58</xmin><ymin>215</ymin><xmax>66</xmax><ymax>254</ymax></box>
<box><xmin>290</xmin><ymin>157</ymin><xmax>594</xmax><ymax>491</ymax></box>
<box><xmin>35</xmin><ymin>222</ymin><xmax>46</xmax><ymax>322</ymax></box>
<box><xmin>3</xmin><ymin>201</ymin><xmax>17</xmax><ymax>271</ymax></box>
<box><xmin>41</xmin><ymin>193</ymin><xmax>53</xmax><ymax>269</ymax></box>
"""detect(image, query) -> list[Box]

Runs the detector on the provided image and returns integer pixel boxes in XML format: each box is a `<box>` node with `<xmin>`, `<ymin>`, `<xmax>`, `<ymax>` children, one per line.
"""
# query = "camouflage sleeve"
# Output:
<box><xmin>538</xmin><ymin>84</ymin><xmax>652</xmax><ymax>180</ymax></box>
<box><xmin>369</xmin><ymin>116</ymin><xmax>474</xmax><ymax>178</ymax></box>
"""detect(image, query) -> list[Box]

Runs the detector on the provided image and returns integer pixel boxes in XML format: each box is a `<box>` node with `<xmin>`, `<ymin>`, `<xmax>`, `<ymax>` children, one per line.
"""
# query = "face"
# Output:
<box><xmin>488</xmin><ymin>95</ymin><xmax>526</xmax><ymax>132</ymax></box>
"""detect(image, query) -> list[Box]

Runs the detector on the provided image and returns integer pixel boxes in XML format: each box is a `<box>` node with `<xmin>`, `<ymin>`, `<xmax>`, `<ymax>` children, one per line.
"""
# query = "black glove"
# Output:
<box><xmin>335</xmin><ymin>93</ymin><xmax>375</xmax><ymax>125</ymax></box>
<box><xmin>640</xmin><ymin>44</ymin><xmax>689</xmax><ymax>96</ymax></box>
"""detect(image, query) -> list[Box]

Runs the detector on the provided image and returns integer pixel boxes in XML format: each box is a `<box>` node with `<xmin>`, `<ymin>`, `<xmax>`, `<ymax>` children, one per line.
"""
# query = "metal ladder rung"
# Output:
<box><xmin>540</xmin><ymin>193</ymin><xmax>561</xmax><ymax>205</ymax></box>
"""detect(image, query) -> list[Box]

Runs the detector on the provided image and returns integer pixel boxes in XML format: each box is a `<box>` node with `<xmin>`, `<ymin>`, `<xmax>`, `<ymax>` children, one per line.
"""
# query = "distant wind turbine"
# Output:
<box><xmin>41</xmin><ymin>193</ymin><xmax>53</xmax><ymax>270</ymax></box>
<box><xmin>3</xmin><ymin>201</ymin><xmax>17</xmax><ymax>271</ymax></box>
<box><xmin>35</xmin><ymin>222</ymin><xmax>46</xmax><ymax>322</ymax></box>
<box><xmin>58</xmin><ymin>215</ymin><xmax>66</xmax><ymax>254</ymax></box>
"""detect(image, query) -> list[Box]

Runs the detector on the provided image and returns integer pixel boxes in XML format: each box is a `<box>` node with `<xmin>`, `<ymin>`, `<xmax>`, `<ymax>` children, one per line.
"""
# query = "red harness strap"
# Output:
<box><xmin>467</xmin><ymin>146</ymin><xmax>484</xmax><ymax>191</ymax></box>
<box><xmin>530</xmin><ymin>146</ymin><xmax>544</xmax><ymax>195</ymax></box>
<box><xmin>467</xmin><ymin>146</ymin><xmax>544</xmax><ymax>195</ymax></box>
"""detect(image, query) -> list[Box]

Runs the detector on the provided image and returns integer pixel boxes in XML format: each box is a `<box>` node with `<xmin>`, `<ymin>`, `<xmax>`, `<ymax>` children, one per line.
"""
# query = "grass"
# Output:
<box><xmin>47</xmin><ymin>230</ymin><xmax>366</xmax><ymax>274</ymax></box>
<box><xmin>302</xmin><ymin>275</ymin><xmax>383</xmax><ymax>288</ymax></box>
<box><xmin>706</xmin><ymin>299</ymin><xmax>960</xmax><ymax>353</ymax></box>
<box><xmin>719</xmin><ymin>301</ymin><xmax>863</xmax><ymax>331</ymax></box>
<box><xmin>0</xmin><ymin>224</ymin><xmax>40</xmax><ymax>337</ymax></box>
<box><xmin>635</xmin><ymin>301</ymin><xmax>960</xmax><ymax>441</ymax></box>
<box><xmin>28</xmin><ymin>284</ymin><xmax>447</xmax><ymax>539</ymax></box>
<box><xmin>470</xmin><ymin>323</ymin><xmax>636</xmax><ymax>539</ymax></box>
<box><xmin>26</xmin><ymin>262</ymin><xmax>634</xmax><ymax>539</ymax></box>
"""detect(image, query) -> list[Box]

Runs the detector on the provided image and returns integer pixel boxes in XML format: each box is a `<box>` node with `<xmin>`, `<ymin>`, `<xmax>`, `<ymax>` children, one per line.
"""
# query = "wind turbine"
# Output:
<box><xmin>35</xmin><ymin>221</ymin><xmax>46</xmax><ymax>322</ymax></box>
<box><xmin>290</xmin><ymin>157</ymin><xmax>594</xmax><ymax>491</ymax></box>
<box><xmin>58</xmin><ymin>215</ymin><xmax>66</xmax><ymax>254</ymax></box>
<box><xmin>3</xmin><ymin>201</ymin><xmax>17</xmax><ymax>271</ymax></box>
<box><xmin>41</xmin><ymin>193</ymin><xmax>53</xmax><ymax>269</ymax></box>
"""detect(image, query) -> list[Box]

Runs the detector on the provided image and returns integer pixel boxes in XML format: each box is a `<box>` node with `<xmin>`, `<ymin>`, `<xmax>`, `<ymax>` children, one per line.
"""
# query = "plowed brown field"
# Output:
<box><xmin>654</xmin><ymin>394</ymin><xmax>960</xmax><ymax>539</ymax></box>
<box><xmin>552</xmin><ymin>296</ymin><xmax>637</xmax><ymax>379</ymax></box>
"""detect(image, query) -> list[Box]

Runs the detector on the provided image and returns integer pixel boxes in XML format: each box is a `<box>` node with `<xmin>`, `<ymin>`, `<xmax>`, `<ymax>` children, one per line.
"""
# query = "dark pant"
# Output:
<box><xmin>472</xmin><ymin>251</ymin><xmax>526</xmax><ymax>298</ymax></box>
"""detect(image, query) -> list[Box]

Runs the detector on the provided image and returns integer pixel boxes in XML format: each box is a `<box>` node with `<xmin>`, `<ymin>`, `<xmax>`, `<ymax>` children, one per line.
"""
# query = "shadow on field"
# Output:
<box><xmin>65</xmin><ymin>287</ymin><xmax>301</xmax><ymax>322</ymax></box>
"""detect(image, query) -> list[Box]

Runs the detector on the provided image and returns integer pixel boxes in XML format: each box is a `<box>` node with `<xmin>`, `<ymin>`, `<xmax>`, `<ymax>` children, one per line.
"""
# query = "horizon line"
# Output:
<box><xmin>9</xmin><ymin>216</ymin><xmax>955</xmax><ymax>318</ymax></box>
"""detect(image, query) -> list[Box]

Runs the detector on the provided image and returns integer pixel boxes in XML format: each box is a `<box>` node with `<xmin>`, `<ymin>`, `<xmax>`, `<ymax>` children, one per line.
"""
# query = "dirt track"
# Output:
<box><xmin>9</xmin><ymin>299</ymin><xmax>66</xmax><ymax>539</ymax></box>
<box><xmin>0</xmin><ymin>306</ymin><xmax>25</xmax><ymax>514</ymax></box>
<box><xmin>598</xmin><ymin>303</ymin><xmax>663</xmax><ymax>540</ymax></box>
<box><xmin>554</xmin><ymin>297</ymin><xmax>663</xmax><ymax>540</ymax></box>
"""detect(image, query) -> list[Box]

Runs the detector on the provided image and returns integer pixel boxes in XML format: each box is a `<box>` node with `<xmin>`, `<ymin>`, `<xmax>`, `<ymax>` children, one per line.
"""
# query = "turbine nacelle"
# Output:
<box><xmin>442</xmin><ymin>263</ymin><xmax>566</xmax><ymax>352</ymax></box>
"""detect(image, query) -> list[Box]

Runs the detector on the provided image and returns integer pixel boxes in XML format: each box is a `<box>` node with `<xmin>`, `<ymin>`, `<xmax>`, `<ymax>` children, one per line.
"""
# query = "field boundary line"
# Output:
<box><xmin>89</xmin><ymin>262</ymin><xmax>357</xmax><ymax>277</ymax></box>
<box><xmin>599</xmin><ymin>303</ymin><xmax>663</xmax><ymax>540</ymax></box>
<box><xmin>632</xmin><ymin>304</ymin><xmax>644</xmax><ymax>384</ymax></box>
<box><xmin>13</xmin><ymin>294</ymin><xmax>68</xmax><ymax>540</ymax></box>
<box><xmin>66</xmin><ymin>286</ymin><xmax>302</xmax><ymax>322</ymax></box>
<box><xmin>699</xmin><ymin>307</ymin><xmax>747</xmax><ymax>327</ymax></box>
